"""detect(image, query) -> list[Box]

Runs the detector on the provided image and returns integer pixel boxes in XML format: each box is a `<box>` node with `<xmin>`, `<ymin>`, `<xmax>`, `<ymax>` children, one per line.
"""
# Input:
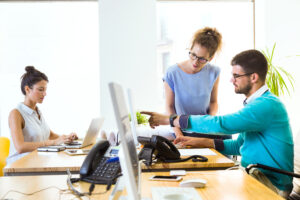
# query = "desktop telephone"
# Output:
<box><xmin>138</xmin><ymin>135</ymin><xmax>208</xmax><ymax>166</ymax></box>
<box><xmin>79</xmin><ymin>140</ymin><xmax>121</xmax><ymax>184</ymax></box>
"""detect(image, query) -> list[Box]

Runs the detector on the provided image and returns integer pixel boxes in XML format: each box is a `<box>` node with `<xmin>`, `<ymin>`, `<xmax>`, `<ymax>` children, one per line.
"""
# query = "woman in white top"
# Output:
<box><xmin>7</xmin><ymin>66</ymin><xmax>77</xmax><ymax>164</ymax></box>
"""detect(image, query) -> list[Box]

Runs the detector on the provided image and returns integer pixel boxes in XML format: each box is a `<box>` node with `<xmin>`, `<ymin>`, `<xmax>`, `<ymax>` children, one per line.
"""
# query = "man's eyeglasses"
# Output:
<box><xmin>232</xmin><ymin>73</ymin><xmax>254</xmax><ymax>80</ymax></box>
<box><xmin>189</xmin><ymin>52</ymin><xmax>208</xmax><ymax>64</ymax></box>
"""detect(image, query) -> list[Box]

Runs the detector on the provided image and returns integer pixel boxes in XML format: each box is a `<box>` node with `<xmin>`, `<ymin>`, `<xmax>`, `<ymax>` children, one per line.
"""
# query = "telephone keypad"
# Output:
<box><xmin>83</xmin><ymin>157</ymin><xmax>121</xmax><ymax>184</ymax></box>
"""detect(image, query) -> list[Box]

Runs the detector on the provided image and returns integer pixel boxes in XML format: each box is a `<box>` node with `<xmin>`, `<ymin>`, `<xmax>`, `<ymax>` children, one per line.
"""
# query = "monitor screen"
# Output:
<box><xmin>127</xmin><ymin>88</ymin><xmax>139</xmax><ymax>146</ymax></box>
<box><xmin>109</xmin><ymin>82</ymin><xmax>140</xmax><ymax>200</ymax></box>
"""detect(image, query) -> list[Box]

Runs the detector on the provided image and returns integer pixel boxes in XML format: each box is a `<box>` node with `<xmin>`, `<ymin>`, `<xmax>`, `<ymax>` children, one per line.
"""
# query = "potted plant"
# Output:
<box><xmin>262</xmin><ymin>43</ymin><xmax>295</xmax><ymax>96</ymax></box>
<box><xmin>129</xmin><ymin>112</ymin><xmax>148</xmax><ymax>125</ymax></box>
<box><xmin>135</xmin><ymin>112</ymin><xmax>149</xmax><ymax>125</ymax></box>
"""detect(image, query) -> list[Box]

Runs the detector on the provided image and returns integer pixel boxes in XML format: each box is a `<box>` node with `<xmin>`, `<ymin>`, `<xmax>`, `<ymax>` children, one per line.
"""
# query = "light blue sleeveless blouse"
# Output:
<box><xmin>163</xmin><ymin>63</ymin><xmax>220</xmax><ymax>115</ymax></box>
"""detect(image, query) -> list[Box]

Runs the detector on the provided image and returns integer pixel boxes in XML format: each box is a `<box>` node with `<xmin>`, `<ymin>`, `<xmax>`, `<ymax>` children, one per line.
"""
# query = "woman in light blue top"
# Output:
<box><xmin>7</xmin><ymin>66</ymin><xmax>77</xmax><ymax>164</ymax></box>
<box><xmin>163</xmin><ymin>27</ymin><xmax>230</xmax><ymax>140</ymax></box>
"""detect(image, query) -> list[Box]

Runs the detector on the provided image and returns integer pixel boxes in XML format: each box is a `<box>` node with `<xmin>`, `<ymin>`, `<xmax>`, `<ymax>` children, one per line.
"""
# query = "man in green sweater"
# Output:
<box><xmin>142</xmin><ymin>49</ymin><xmax>293</xmax><ymax>198</ymax></box>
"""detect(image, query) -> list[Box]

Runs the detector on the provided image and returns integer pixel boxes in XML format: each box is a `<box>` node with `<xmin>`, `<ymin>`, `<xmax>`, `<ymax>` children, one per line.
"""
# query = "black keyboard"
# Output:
<box><xmin>82</xmin><ymin>157</ymin><xmax>121</xmax><ymax>184</ymax></box>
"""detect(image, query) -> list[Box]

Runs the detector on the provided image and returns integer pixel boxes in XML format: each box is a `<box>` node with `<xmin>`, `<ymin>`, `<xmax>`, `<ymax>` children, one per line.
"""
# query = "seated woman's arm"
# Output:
<box><xmin>49</xmin><ymin>130</ymin><xmax>77</xmax><ymax>143</ymax></box>
<box><xmin>9</xmin><ymin>109</ymin><xmax>73</xmax><ymax>154</ymax></box>
<box><xmin>49</xmin><ymin>130</ymin><xmax>59</xmax><ymax>140</ymax></box>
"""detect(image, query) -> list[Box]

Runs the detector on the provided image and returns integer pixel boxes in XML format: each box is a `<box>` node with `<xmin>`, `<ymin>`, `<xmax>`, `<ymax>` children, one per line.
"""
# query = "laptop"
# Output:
<box><xmin>64</xmin><ymin>117</ymin><xmax>104</xmax><ymax>149</ymax></box>
<box><xmin>109</xmin><ymin>82</ymin><xmax>202</xmax><ymax>200</ymax></box>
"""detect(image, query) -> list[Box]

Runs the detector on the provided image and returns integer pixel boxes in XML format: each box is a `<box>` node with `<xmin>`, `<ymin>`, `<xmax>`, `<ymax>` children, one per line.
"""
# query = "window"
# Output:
<box><xmin>0</xmin><ymin>2</ymin><xmax>99</xmax><ymax>138</ymax></box>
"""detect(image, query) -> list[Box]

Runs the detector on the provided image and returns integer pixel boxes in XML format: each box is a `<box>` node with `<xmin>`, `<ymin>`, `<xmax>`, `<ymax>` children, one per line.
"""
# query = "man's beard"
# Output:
<box><xmin>235</xmin><ymin>81</ymin><xmax>252</xmax><ymax>95</ymax></box>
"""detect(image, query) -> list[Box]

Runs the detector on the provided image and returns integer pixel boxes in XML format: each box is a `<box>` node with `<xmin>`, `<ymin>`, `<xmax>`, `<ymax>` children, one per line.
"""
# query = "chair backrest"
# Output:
<box><xmin>293</xmin><ymin>130</ymin><xmax>300</xmax><ymax>194</ymax></box>
<box><xmin>0</xmin><ymin>137</ymin><xmax>10</xmax><ymax>176</ymax></box>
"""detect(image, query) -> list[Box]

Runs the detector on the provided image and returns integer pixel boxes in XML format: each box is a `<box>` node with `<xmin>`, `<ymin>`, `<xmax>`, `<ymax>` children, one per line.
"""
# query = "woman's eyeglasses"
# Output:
<box><xmin>188</xmin><ymin>52</ymin><xmax>208</xmax><ymax>64</ymax></box>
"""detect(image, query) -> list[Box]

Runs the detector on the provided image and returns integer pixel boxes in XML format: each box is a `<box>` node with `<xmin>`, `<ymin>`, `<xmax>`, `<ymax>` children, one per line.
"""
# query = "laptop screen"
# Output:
<box><xmin>109</xmin><ymin>82</ymin><xmax>140</xmax><ymax>200</ymax></box>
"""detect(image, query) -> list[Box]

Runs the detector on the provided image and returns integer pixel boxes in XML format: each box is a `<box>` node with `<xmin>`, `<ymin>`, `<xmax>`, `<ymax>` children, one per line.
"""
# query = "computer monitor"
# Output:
<box><xmin>109</xmin><ymin>82</ymin><xmax>141</xmax><ymax>200</ymax></box>
<box><xmin>127</xmin><ymin>88</ymin><xmax>139</xmax><ymax>146</ymax></box>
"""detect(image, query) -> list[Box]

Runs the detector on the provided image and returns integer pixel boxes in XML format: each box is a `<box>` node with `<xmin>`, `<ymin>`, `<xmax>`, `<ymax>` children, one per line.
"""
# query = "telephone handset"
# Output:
<box><xmin>79</xmin><ymin>140</ymin><xmax>121</xmax><ymax>184</ymax></box>
<box><xmin>138</xmin><ymin>135</ymin><xmax>208</xmax><ymax>166</ymax></box>
<box><xmin>80</xmin><ymin>140</ymin><xmax>109</xmax><ymax>177</ymax></box>
<box><xmin>143</xmin><ymin>135</ymin><xmax>180</xmax><ymax>160</ymax></box>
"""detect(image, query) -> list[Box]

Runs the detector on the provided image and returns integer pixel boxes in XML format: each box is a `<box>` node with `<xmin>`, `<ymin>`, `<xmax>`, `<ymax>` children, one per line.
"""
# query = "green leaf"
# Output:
<box><xmin>128</xmin><ymin>112</ymin><xmax>149</xmax><ymax>125</ymax></box>
<box><xmin>261</xmin><ymin>43</ymin><xmax>295</xmax><ymax>96</ymax></box>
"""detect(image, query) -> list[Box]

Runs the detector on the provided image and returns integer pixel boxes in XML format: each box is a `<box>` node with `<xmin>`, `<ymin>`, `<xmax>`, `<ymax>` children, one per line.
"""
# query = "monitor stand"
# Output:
<box><xmin>109</xmin><ymin>173</ymin><xmax>151</xmax><ymax>200</ymax></box>
<box><xmin>109</xmin><ymin>177</ymin><xmax>124</xmax><ymax>200</ymax></box>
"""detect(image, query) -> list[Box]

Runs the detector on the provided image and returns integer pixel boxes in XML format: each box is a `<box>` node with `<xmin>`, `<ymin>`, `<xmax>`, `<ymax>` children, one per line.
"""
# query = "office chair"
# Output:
<box><xmin>0</xmin><ymin>137</ymin><xmax>10</xmax><ymax>176</ymax></box>
<box><xmin>246</xmin><ymin>163</ymin><xmax>300</xmax><ymax>200</ymax></box>
<box><xmin>246</xmin><ymin>130</ymin><xmax>300</xmax><ymax>200</ymax></box>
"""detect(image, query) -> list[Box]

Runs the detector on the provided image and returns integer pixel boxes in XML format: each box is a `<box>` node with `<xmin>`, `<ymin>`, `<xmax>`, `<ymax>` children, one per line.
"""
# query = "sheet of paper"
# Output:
<box><xmin>178</xmin><ymin>148</ymin><xmax>217</xmax><ymax>156</ymax></box>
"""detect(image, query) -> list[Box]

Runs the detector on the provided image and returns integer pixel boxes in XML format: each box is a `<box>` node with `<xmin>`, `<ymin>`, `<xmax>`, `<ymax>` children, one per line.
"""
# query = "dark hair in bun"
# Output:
<box><xmin>21</xmin><ymin>66</ymin><xmax>49</xmax><ymax>95</ymax></box>
<box><xmin>25</xmin><ymin>66</ymin><xmax>35</xmax><ymax>73</ymax></box>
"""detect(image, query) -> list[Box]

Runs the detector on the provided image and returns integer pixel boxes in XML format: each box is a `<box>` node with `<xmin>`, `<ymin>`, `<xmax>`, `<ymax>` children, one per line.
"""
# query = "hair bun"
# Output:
<box><xmin>25</xmin><ymin>66</ymin><xmax>35</xmax><ymax>73</ymax></box>
<box><xmin>206</xmin><ymin>31</ymin><xmax>212</xmax><ymax>35</ymax></box>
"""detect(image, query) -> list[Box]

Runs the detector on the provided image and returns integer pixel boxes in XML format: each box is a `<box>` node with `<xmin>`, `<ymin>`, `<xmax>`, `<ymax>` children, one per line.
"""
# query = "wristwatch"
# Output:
<box><xmin>169</xmin><ymin>114</ymin><xmax>178</xmax><ymax>127</ymax></box>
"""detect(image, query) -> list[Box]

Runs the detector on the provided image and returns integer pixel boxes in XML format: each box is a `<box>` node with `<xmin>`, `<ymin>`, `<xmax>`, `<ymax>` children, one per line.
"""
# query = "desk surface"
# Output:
<box><xmin>141</xmin><ymin>148</ymin><xmax>234</xmax><ymax>171</ymax></box>
<box><xmin>4</xmin><ymin>148</ymin><xmax>234</xmax><ymax>176</ymax></box>
<box><xmin>0</xmin><ymin>170</ymin><xmax>283</xmax><ymax>200</ymax></box>
<box><xmin>4</xmin><ymin>148</ymin><xmax>87</xmax><ymax>176</ymax></box>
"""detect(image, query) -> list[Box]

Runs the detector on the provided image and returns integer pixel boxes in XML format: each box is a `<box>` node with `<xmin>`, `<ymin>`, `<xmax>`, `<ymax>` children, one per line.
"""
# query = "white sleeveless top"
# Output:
<box><xmin>6</xmin><ymin>103</ymin><xmax>50</xmax><ymax>164</ymax></box>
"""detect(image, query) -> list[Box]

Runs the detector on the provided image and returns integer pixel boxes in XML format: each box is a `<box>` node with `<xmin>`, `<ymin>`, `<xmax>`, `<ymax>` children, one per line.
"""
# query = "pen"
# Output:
<box><xmin>106</xmin><ymin>157</ymin><xmax>119</xmax><ymax>163</ymax></box>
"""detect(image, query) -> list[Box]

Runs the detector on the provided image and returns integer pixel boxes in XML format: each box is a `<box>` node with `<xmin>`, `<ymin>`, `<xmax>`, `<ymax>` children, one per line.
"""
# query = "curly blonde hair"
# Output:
<box><xmin>190</xmin><ymin>27</ymin><xmax>222</xmax><ymax>58</ymax></box>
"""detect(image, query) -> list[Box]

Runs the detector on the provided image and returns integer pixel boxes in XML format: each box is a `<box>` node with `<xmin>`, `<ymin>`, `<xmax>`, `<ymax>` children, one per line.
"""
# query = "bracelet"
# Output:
<box><xmin>169</xmin><ymin>114</ymin><xmax>178</xmax><ymax>127</ymax></box>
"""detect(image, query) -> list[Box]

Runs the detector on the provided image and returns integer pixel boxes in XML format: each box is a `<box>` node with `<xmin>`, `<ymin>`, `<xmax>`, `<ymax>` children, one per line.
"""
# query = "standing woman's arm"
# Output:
<box><xmin>164</xmin><ymin>82</ymin><xmax>183</xmax><ymax>137</ymax></box>
<box><xmin>209</xmin><ymin>76</ymin><xmax>220</xmax><ymax>116</ymax></box>
<box><xmin>164</xmin><ymin>82</ymin><xmax>175</xmax><ymax>115</ymax></box>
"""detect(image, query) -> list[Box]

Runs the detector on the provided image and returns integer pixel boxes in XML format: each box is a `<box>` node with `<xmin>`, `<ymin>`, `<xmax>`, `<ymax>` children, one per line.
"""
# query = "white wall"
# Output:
<box><xmin>99</xmin><ymin>0</ymin><xmax>157</xmax><ymax>130</ymax></box>
<box><xmin>256</xmin><ymin>0</ymin><xmax>300</xmax><ymax>136</ymax></box>
<box><xmin>0</xmin><ymin>2</ymin><xmax>100</xmax><ymax>138</ymax></box>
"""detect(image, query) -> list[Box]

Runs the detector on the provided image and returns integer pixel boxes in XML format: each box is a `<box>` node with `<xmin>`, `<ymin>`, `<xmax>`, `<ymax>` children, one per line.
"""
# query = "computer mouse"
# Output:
<box><xmin>179</xmin><ymin>178</ymin><xmax>207</xmax><ymax>188</ymax></box>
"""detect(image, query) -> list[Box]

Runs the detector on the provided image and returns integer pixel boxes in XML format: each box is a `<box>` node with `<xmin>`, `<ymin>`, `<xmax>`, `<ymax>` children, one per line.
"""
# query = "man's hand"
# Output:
<box><xmin>174</xmin><ymin>136</ymin><xmax>215</xmax><ymax>148</ymax></box>
<box><xmin>173</xmin><ymin>127</ymin><xmax>184</xmax><ymax>138</ymax></box>
<box><xmin>140</xmin><ymin>111</ymin><xmax>170</xmax><ymax>128</ymax></box>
